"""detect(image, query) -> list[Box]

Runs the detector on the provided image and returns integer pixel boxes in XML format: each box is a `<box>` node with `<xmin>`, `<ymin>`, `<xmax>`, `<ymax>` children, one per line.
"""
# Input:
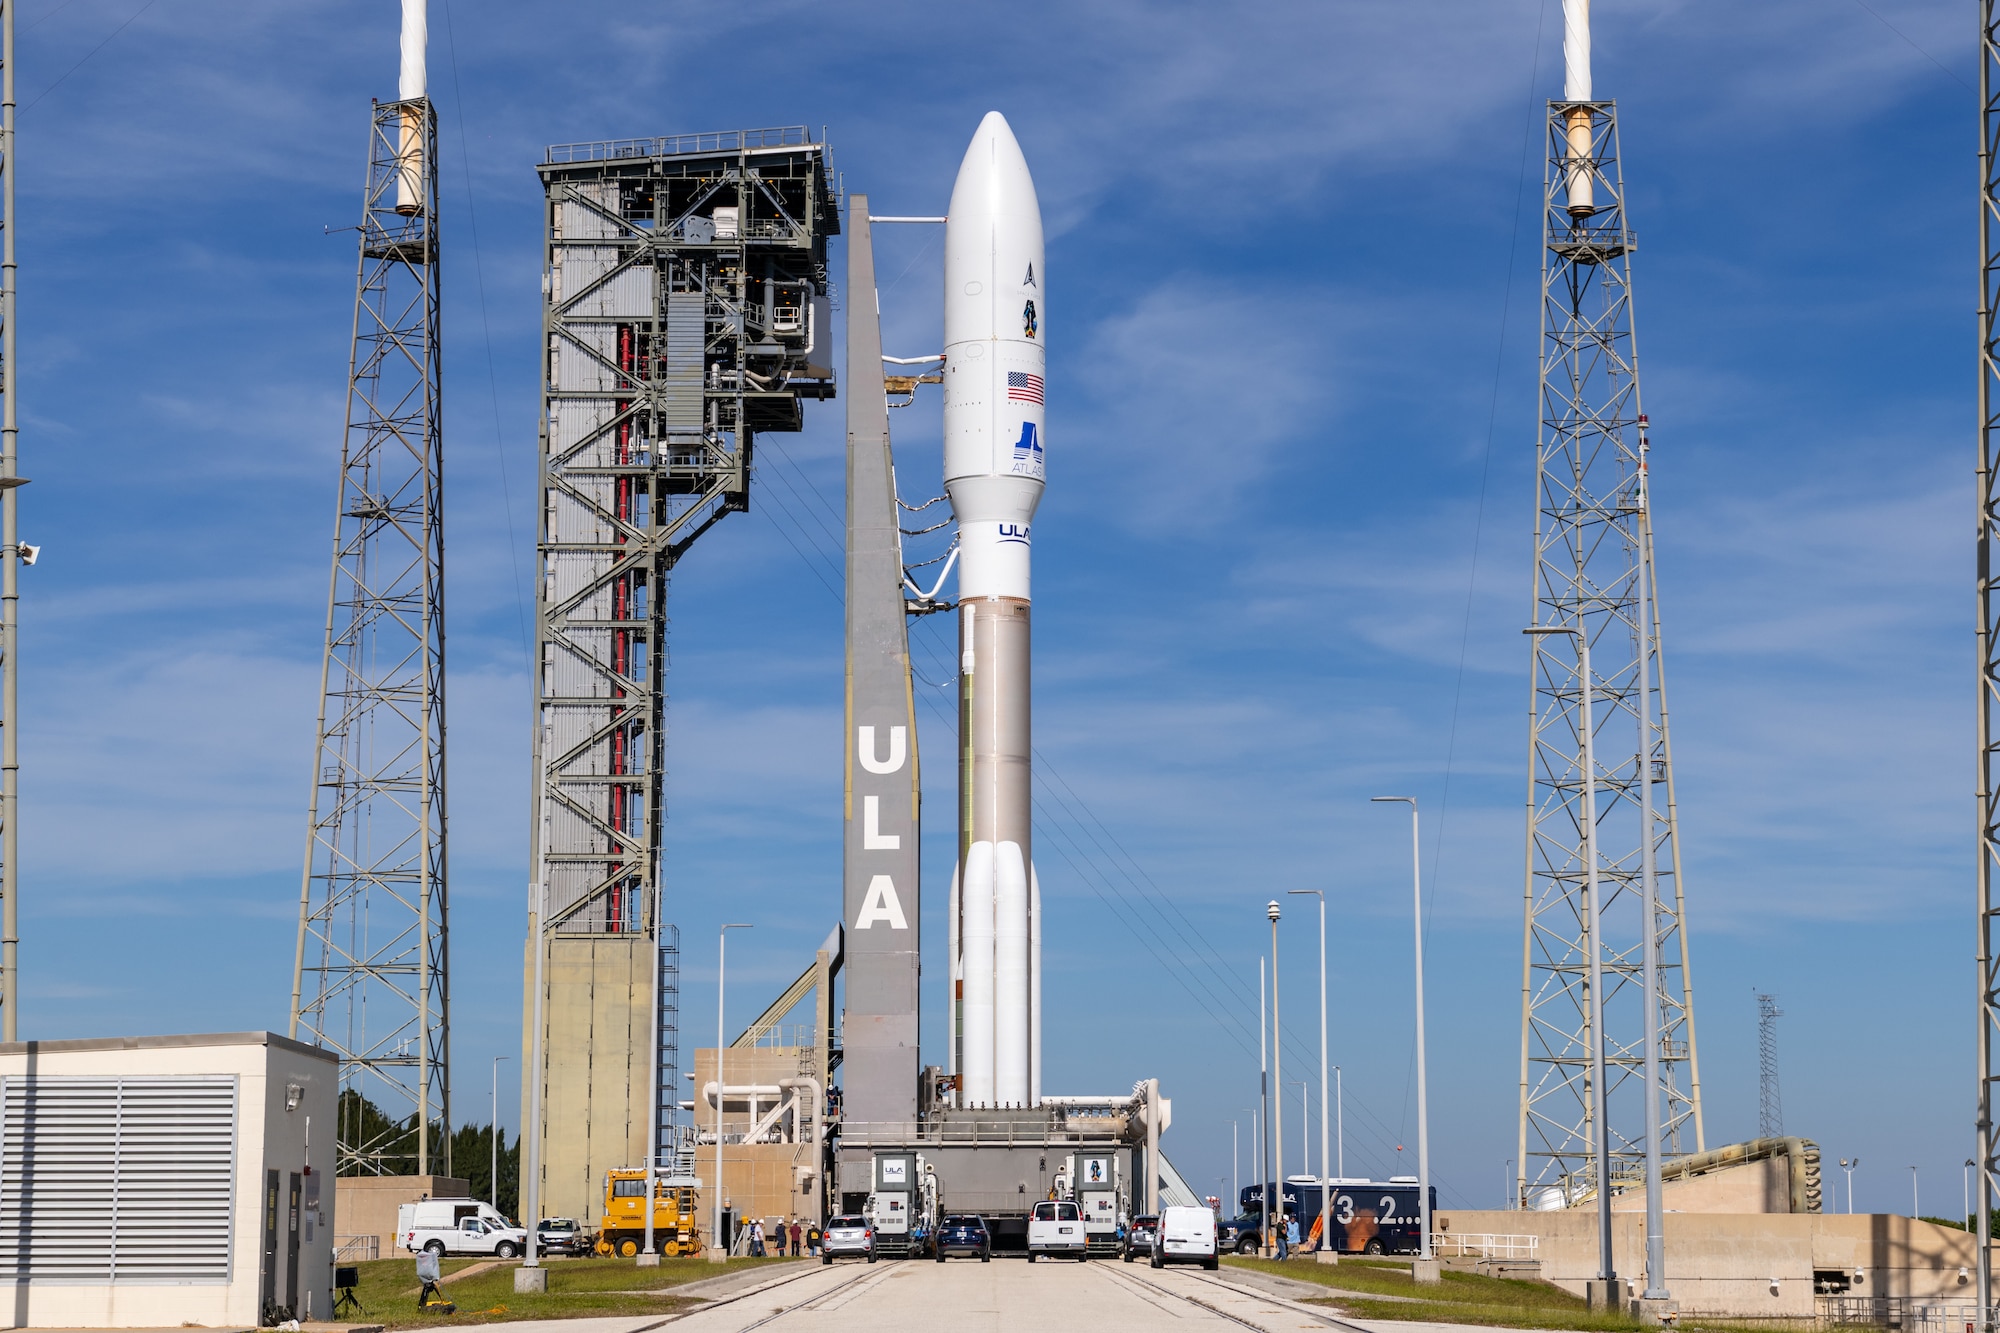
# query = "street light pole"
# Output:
<box><xmin>1260</xmin><ymin>955</ymin><xmax>1272</xmax><ymax>1257</ymax></box>
<box><xmin>1520</xmin><ymin>626</ymin><xmax>1611</xmax><ymax>1289</ymax></box>
<box><xmin>1841</xmin><ymin>1158</ymin><xmax>1858</xmax><ymax>1214</ymax></box>
<box><xmin>1268</xmin><ymin>899</ymin><xmax>1285</xmax><ymax>1256</ymax></box>
<box><xmin>491</xmin><ymin>1056</ymin><xmax>508</xmax><ymax>1211</ymax></box>
<box><xmin>1911</xmin><ymin>1165</ymin><xmax>1920</xmax><ymax>1219</ymax></box>
<box><xmin>712</xmin><ymin>923</ymin><xmax>752</xmax><ymax>1262</ymax></box>
<box><xmin>1372</xmin><ymin>796</ymin><xmax>1431</xmax><ymax>1263</ymax></box>
<box><xmin>1289</xmin><ymin>887</ymin><xmax>1331</xmax><ymax>1259</ymax></box>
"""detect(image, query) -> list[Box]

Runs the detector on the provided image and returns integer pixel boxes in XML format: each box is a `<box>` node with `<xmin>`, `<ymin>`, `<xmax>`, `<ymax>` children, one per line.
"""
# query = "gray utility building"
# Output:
<box><xmin>0</xmin><ymin>1032</ymin><xmax>337</xmax><ymax>1329</ymax></box>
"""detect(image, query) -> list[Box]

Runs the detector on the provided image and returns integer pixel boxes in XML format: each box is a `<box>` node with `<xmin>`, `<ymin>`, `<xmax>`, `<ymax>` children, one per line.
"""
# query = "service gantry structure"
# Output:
<box><xmin>523</xmin><ymin>128</ymin><xmax>837</xmax><ymax>1225</ymax></box>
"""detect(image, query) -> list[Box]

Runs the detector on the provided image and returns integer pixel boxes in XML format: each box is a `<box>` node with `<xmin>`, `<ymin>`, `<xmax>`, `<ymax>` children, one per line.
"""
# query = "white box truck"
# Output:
<box><xmin>397</xmin><ymin>1200</ymin><xmax>529</xmax><ymax>1258</ymax></box>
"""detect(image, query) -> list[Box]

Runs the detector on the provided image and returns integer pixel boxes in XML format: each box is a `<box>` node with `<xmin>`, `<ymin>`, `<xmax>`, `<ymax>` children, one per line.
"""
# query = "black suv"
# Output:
<box><xmin>934</xmin><ymin>1214</ymin><xmax>991</xmax><ymax>1262</ymax></box>
<box><xmin>1216</xmin><ymin>1214</ymin><xmax>1263</xmax><ymax>1255</ymax></box>
<box><xmin>1122</xmin><ymin>1215</ymin><xmax>1158</xmax><ymax>1262</ymax></box>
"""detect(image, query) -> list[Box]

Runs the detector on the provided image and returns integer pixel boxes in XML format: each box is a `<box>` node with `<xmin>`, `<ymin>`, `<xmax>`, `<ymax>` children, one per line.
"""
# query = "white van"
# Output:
<box><xmin>398</xmin><ymin>1199</ymin><xmax>530</xmax><ymax>1258</ymax></box>
<box><xmin>1150</xmin><ymin>1204</ymin><xmax>1218</xmax><ymax>1270</ymax></box>
<box><xmin>1026</xmin><ymin>1200</ymin><xmax>1088</xmax><ymax>1262</ymax></box>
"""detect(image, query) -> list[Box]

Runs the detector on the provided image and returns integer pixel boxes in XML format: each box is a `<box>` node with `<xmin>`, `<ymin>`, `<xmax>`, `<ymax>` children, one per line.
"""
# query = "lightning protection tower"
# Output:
<box><xmin>289</xmin><ymin>0</ymin><xmax>448</xmax><ymax>1176</ymax></box>
<box><xmin>1756</xmin><ymin>992</ymin><xmax>1783</xmax><ymax>1138</ymax></box>
<box><xmin>1517</xmin><ymin>0</ymin><xmax>1704</xmax><ymax>1209</ymax></box>
<box><xmin>523</xmin><ymin>127</ymin><xmax>837</xmax><ymax>1225</ymax></box>
<box><xmin>1975</xmin><ymin>0</ymin><xmax>2000</xmax><ymax>1304</ymax></box>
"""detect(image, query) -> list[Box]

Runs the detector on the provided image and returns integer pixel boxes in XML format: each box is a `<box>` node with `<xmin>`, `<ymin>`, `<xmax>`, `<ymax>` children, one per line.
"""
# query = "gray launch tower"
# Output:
<box><xmin>1516</xmin><ymin>87</ymin><xmax>1705</xmax><ymax>1205</ymax></box>
<box><xmin>290</xmin><ymin>70</ymin><xmax>448</xmax><ymax>1173</ymax></box>
<box><xmin>524</xmin><ymin>128</ymin><xmax>837</xmax><ymax>1225</ymax></box>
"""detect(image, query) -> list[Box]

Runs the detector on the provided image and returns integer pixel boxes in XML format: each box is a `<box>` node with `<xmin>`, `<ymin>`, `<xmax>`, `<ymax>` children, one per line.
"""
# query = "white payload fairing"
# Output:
<box><xmin>944</xmin><ymin>112</ymin><xmax>1045</xmax><ymax>1110</ymax></box>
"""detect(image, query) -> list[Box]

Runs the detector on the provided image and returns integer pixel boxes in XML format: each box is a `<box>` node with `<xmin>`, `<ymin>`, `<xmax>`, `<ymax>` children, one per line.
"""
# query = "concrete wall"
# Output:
<box><xmin>332</xmin><ymin>1174</ymin><xmax>468</xmax><ymax>1260</ymax></box>
<box><xmin>0</xmin><ymin>1032</ymin><xmax>336</xmax><ymax>1329</ymax></box>
<box><xmin>1437</xmin><ymin>1209</ymin><xmax>1993</xmax><ymax>1318</ymax></box>
<box><xmin>1605</xmin><ymin>1159</ymin><xmax>1790</xmax><ymax>1215</ymax></box>
<box><xmin>526</xmin><ymin>935</ymin><xmax>651</xmax><ymax>1227</ymax></box>
<box><xmin>690</xmin><ymin>1047</ymin><xmax>820</xmax><ymax>1235</ymax></box>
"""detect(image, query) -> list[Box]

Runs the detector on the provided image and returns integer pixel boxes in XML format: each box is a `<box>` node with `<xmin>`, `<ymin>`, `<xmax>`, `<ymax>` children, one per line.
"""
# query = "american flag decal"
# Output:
<box><xmin>1006</xmin><ymin>371</ymin><xmax>1044</xmax><ymax>405</ymax></box>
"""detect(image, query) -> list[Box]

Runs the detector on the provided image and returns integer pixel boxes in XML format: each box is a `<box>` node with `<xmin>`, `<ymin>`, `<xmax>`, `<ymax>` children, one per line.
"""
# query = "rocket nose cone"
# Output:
<box><xmin>949</xmin><ymin>111</ymin><xmax>1038</xmax><ymax>223</ymax></box>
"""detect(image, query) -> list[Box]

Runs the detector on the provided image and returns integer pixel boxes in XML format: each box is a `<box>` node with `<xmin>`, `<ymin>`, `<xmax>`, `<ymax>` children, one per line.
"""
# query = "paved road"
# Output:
<box><xmin>634</xmin><ymin>1257</ymin><xmax>1513</xmax><ymax>1333</ymax></box>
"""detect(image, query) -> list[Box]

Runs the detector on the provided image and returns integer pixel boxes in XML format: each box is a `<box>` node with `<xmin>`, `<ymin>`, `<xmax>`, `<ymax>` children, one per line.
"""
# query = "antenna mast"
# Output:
<box><xmin>290</xmin><ymin>0</ymin><xmax>448</xmax><ymax>1175</ymax></box>
<box><xmin>1517</xmin><ymin>0</ymin><xmax>1704</xmax><ymax>1209</ymax></box>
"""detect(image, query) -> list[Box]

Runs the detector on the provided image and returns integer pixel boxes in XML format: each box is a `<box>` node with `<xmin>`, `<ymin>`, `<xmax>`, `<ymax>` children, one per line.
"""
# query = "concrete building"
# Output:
<box><xmin>333</xmin><ymin>1174</ymin><xmax>468</xmax><ymax>1262</ymax></box>
<box><xmin>0</xmin><ymin>1032</ymin><xmax>336</xmax><ymax>1329</ymax></box>
<box><xmin>1438</xmin><ymin>1208</ymin><xmax>1996</xmax><ymax>1318</ymax></box>
<box><xmin>691</xmin><ymin>1045</ymin><xmax>825</xmax><ymax>1237</ymax></box>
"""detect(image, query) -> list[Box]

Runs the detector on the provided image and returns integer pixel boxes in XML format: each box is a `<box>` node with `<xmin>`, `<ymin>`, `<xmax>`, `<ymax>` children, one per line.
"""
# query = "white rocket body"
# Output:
<box><xmin>395</xmin><ymin>0</ymin><xmax>428</xmax><ymax>217</ymax></box>
<box><xmin>944</xmin><ymin>112</ymin><xmax>1045</xmax><ymax>1109</ymax></box>
<box><xmin>1561</xmin><ymin>0</ymin><xmax>1595</xmax><ymax>216</ymax></box>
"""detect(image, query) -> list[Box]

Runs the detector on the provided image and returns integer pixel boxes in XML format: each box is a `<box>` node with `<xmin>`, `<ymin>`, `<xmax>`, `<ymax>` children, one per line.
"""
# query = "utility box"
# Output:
<box><xmin>0</xmin><ymin>1032</ymin><xmax>337</xmax><ymax>1329</ymax></box>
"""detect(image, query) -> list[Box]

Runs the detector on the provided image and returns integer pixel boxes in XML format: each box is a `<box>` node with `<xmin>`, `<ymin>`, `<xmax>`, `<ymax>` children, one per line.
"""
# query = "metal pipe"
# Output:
<box><xmin>712</xmin><ymin>924</ymin><xmax>751</xmax><ymax>1261</ymax></box>
<box><xmin>1260</xmin><ymin>955</ymin><xmax>1270</xmax><ymax>1257</ymax></box>
<box><xmin>1635</xmin><ymin>433</ymin><xmax>1669</xmax><ymax>1302</ymax></box>
<box><xmin>1372</xmin><ymin>798</ymin><xmax>1431</xmax><ymax>1261</ymax></box>
<box><xmin>1269</xmin><ymin>900</ymin><xmax>1284</xmax><ymax>1254</ymax></box>
<box><xmin>1284</xmin><ymin>888</ymin><xmax>1329</xmax><ymax>1255</ymax></box>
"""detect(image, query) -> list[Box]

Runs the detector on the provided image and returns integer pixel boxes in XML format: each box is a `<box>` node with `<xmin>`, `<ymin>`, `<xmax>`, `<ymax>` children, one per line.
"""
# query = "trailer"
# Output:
<box><xmin>1239</xmin><ymin>1177</ymin><xmax>1437</xmax><ymax>1255</ymax></box>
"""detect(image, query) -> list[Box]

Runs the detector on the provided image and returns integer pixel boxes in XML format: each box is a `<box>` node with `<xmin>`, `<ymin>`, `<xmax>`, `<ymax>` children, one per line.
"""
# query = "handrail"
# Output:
<box><xmin>547</xmin><ymin>127</ymin><xmax>817</xmax><ymax>165</ymax></box>
<box><xmin>1430</xmin><ymin>1232</ymin><xmax>1539</xmax><ymax>1259</ymax></box>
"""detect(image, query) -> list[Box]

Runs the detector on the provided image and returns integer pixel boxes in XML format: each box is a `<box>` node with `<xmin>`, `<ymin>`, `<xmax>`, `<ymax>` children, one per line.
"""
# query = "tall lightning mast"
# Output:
<box><xmin>0</xmin><ymin>0</ymin><xmax>20</xmax><ymax>1045</ymax></box>
<box><xmin>1517</xmin><ymin>0</ymin><xmax>1704</xmax><ymax>1211</ymax></box>
<box><xmin>290</xmin><ymin>0</ymin><xmax>448</xmax><ymax>1175</ymax></box>
<box><xmin>1975</xmin><ymin>0</ymin><xmax>2000</xmax><ymax>1312</ymax></box>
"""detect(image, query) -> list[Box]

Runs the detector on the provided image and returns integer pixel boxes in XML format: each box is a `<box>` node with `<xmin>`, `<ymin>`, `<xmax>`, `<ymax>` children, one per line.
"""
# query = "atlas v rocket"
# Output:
<box><xmin>945</xmin><ymin>113</ymin><xmax>1046</xmax><ymax>1110</ymax></box>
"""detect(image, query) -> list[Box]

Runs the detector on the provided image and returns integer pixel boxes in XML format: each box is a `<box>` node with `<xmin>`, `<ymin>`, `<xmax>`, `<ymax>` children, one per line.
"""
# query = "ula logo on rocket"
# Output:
<box><xmin>997</xmin><ymin>523</ymin><xmax>1031</xmax><ymax>546</ymax></box>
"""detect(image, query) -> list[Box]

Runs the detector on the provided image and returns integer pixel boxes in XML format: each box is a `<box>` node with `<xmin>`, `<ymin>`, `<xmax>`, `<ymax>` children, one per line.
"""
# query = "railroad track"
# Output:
<box><xmin>1094</xmin><ymin>1260</ymin><xmax>1376</xmax><ymax>1332</ymax></box>
<box><xmin>656</xmin><ymin>1257</ymin><xmax>905</xmax><ymax>1331</ymax></box>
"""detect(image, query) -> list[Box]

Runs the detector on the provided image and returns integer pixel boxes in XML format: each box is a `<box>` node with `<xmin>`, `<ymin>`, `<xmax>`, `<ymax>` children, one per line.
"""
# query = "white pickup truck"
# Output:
<box><xmin>398</xmin><ymin>1200</ymin><xmax>530</xmax><ymax>1258</ymax></box>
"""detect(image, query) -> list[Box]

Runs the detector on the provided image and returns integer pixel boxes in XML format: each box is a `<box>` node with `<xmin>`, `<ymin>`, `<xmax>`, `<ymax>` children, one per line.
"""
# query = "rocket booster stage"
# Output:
<box><xmin>945</xmin><ymin>112</ymin><xmax>1045</xmax><ymax>1110</ymax></box>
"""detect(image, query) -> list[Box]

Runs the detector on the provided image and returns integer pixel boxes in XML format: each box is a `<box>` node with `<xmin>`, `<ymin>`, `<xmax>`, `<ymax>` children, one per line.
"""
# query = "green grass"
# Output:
<box><xmin>1223</xmin><ymin>1257</ymin><xmax>1824</xmax><ymax>1333</ymax></box>
<box><xmin>1228</xmin><ymin>1254</ymin><xmax>1625</xmax><ymax>1327</ymax></box>
<box><xmin>337</xmin><ymin>1253</ymin><xmax>797</xmax><ymax>1328</ymax></box>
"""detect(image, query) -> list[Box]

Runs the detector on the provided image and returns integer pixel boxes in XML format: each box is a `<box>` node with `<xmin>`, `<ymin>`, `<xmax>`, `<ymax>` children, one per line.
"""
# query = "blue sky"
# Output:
<box><xmin>10</xmin><ymin>0</ymin><xmax>1979</xmax><ymax>1217</ymax></box>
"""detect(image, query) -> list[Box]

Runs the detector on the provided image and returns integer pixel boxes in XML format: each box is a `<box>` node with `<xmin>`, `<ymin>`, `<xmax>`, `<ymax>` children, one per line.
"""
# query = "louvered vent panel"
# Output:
<box><xmin>0</xmin><ymin>1076</ymin><xmax>236</xmax><ymax>1282</ymax></box>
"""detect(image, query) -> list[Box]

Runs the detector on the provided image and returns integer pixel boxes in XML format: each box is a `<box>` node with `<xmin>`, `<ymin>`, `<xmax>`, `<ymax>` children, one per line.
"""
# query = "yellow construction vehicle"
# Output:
<box><xmin>595</xmin><ymin>1169</ymin><xmax>702</xmax><ymax>1258</ymax></box>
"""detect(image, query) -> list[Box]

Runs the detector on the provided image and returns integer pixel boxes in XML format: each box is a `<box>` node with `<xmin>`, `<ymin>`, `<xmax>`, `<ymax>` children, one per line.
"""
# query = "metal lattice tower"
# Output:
<box><xmin>524</xmin><ymin>128</ymin><xmax>836</xmax><ymax>1223</ymax></box>
<box><xmin>1974</xmin><ymin>0</ymin><xmax>2000</xmax><ymax>1306</ymax></box>
<box><xmin>290</xmin><ymin>71</ymin><xmax>448</xmax><ymax>1176</ymax></box>
<box><xmin>1756</xmin><ymin>993</ymin><xmax>1783</xmax><ymax>1139</ymax></box>
<box><xmin>0</xmin><ymin>0</ymin><xmax>20</xmax><ymax>1045</ymax></box>
<box><xmin>1516</xmin><ymin>89</ymin><xmax>1705</xmax><ymax>1208</ymax></box>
